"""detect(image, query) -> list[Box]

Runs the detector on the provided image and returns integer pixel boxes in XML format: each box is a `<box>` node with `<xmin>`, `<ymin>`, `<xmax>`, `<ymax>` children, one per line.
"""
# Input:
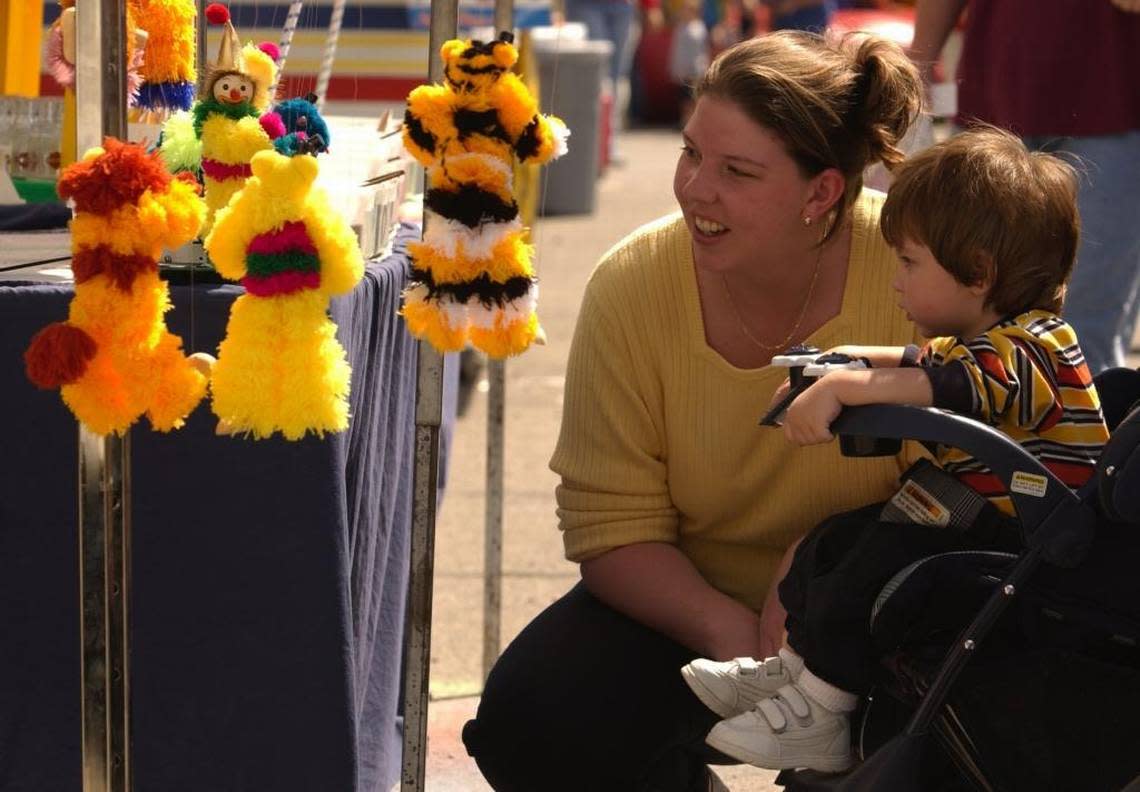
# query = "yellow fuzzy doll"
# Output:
<box><xmin>401</xmin><ymin>31</ymin><xmax>569</xmax><ymax>358</ymax></box>
<box><xmin>159</xmin><ymin>3</ymin><xmax>282</xmax><ymax>232</ymax></box>
<box><xmin>24</xmin><ymin>139</ymin><xmax>209</xmax><ymax>435</ymax></box>
<box><xmin>204</xmin><ymin>149</ymin><xmax>365</xmax><ymax>440</ymax></box>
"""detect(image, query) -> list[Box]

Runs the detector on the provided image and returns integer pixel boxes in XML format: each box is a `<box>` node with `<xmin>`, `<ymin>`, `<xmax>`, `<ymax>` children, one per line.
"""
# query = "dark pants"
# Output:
<box><xmin>779</xmin><ymin>502</ymin><xmax>1017</xmax><ymax>694</ymax></box>
<box><xmin>462</xmin><ymin>583</ymin><xmax>730</xmax><ymax>791</ymax></box>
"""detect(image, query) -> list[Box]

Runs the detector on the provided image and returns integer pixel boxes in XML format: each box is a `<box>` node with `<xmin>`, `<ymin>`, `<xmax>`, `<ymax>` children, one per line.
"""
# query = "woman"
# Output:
<box><xmin>462</xmin><ymin>31</ymin><xmax>923</xmax><ymax>791</ymax></box>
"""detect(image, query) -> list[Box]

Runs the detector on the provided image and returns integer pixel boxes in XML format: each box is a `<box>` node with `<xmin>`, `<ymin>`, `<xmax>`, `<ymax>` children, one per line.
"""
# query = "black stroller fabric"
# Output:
<box><xmin>863</xmin><ymin>538</ymin><xmax>1140</xmax><ymax>790</ymax></box>
<box><xmin>780</xmin><ymin>368</ymin><xmax>1140</xmax><ymax>792</ymax></box>
<box><xmin>860</xmin><ymin>383</ymin><xmax>1140</xmax><ymax>790</ymax></box>
<box><xmin>779</xmin><ymin>504</ymin><xmax>1017</xmax><ymax>694</ymax></box>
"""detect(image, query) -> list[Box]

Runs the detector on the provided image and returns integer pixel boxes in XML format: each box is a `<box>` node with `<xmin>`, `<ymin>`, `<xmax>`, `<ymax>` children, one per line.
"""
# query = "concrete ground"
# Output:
<box><xmin>421</xmin><ymin>127</ymin><xmax>782</xmax><ymax>791</ymax></box>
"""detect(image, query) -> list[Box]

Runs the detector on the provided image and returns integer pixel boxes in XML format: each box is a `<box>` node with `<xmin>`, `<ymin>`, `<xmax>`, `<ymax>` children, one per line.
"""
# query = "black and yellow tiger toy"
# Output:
<box><xmin>402</xmin><ymin>31</ymin><xmax>568</xmax><ymax>358</ymax></box>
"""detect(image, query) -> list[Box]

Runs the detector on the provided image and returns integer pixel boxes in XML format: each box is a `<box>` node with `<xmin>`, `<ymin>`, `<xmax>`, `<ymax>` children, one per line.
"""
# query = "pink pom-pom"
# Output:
<box><xmin>45</xmin><ymin>26</ymin><xmax>75</xmax><ymax>88</ymax></box>
<box><xmin>260</xmin><ymin>112</ymin><xmax>286</xmax><ymax>140</ymax></box>
<box><xmin>205</xmin><ymin>3</ymin><xmax>230</xmax><ymax>24</ymax></box>
<box><xmin>258</xmin><ymin>42</ymin><xmax>281</xmax><ymax>61</ymax></box>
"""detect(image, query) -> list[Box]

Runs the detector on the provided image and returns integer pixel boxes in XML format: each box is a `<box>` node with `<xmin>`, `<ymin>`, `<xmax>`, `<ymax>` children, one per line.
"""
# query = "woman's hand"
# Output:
<box><xmin>703</xmin><ymin>610</ymin><xmax>767</xmax><ymax>661</ymax></box>
<box><xmin>784</xmin><ymin>379</ymin><xmax>842</xmax><ymax>445</ymax></box>
<box><xmin>1111</xmin><ymin>0</ymin><xmax>1140</xmax><ymax>13</ymax></box>
<box><xmin>581</xmin><ymin>542</ymin><xmax>766</xmax><ymax>660</ymax></box>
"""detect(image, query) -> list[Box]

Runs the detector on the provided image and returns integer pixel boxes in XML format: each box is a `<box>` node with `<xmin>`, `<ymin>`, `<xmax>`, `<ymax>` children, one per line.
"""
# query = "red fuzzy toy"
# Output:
<box><xmin>205</xmin><ymin>3</ymin><xmax>229</xmax><ymax>24</ymax></box>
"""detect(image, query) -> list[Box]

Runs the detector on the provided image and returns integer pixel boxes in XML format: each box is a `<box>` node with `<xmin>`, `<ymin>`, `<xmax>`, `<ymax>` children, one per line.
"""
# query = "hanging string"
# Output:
<box><xmin>301</xmin><ymin>2</ymin><xmax>320</xmax><ymax>99</ymax></box>
<box><xmin>354</xmin><ymin>0</ymin><xmax>363</xmax><ymax>111</ymax></box>
<box><xmin>274</xmin><ymin>1</ymin><xmax>305</xmax><ymax>95</ymax></box>
<box><xmin>190</xmin><ymin>245</ymin><xmax>197</xmax><ymax>352</ymax></box>
<box><xmin>0</xmin><ymin>255</ymin><xmax>72</xmax><ymax>274</ymax></box>
<box><xmin>314</xmin><ymin>0</ymin><xmax>347</xmax><ymax>110</ymax></box>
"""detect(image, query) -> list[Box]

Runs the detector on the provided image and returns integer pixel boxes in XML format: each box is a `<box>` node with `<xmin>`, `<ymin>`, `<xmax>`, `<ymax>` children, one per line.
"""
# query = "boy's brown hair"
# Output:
<box><xmin>881</xmin><ymin>125</ymin><xmax>1080</xmax><ymax>315</ymax></box>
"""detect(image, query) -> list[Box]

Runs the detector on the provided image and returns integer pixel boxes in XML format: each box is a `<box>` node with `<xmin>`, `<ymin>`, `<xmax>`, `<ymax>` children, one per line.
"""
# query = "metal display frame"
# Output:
<box><xmin>74</xmin><ymin>2</ymin><xmax>131</xmax><ymax>790</ymax></box>
<box><xmin>399</xmin><ymin>2</ymin><xmax>456</xmax><ymax>787</ymax></box>
<box><xmin>69</xmin><ymin>1</ymin><xmax>515</xmax><ymax>788</ymax></box>
<box><xmin>400</xmin><ymin>2</ymin><xmax>518</xmax><ymax>786</ymax></box>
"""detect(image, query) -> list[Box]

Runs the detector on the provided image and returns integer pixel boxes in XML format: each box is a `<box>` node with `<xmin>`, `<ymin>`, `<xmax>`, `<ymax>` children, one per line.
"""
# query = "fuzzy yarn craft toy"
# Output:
<box><xmin>46</xmin><ymin>0</ymin><xmax>147</xmax><ymax>166</ymax></box>
<box><xmin>402</xmin><ymin>31</ymin><xmax>569</xmax><ymax>358</ymax></box>
<box><xmin>203</xmin><ymin>148</ymin><xmax>364</xmax><ymax>440</ymax></box>
<box><xmin>271</xmin><ymin>94</ymin><xmax>331</xmax><ymax>157</ymax></box>
<box><xmin>158</xmin><ymin>3</ymin><xmax>282</xmax><ymax>232</ymax></box>
<box><xmin>46</xmin><ymin>1</ymin><xmax>145</xmax><ymax>101</ymax></box>
<box><xmin>24</xmin><ymin>139</ymin><xmax>209</xmax><ymax>436</ymax></box>
<box><xmin>133</xmin><ymin>0</ymin><xmax>198</xmax><ymax>114</ymax></box>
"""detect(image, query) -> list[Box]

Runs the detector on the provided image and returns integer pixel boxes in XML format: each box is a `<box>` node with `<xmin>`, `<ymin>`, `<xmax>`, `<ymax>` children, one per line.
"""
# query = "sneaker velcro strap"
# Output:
<box><xmin>760</xmin><ymin>656</ymin><xmax>784</xmax><ymax>678</ymax></box>
<box><xmin>753</xmin><ymin>684</ymin><xmax>814</xmax><ymax>733</ymax></box>
<box><xmin>734</xmin><ymin>657</ymin><xmax>761</xmax><ymax>675</ymax></box>
<box><xmin>775</xmin><ymin>684</ymin><xmax>811</xmax><ymax>720</ymax></box>
<box><xmin>755</xmin><ymin>698</ymin><xmax>788</xmax><ymax>732</ymax></box>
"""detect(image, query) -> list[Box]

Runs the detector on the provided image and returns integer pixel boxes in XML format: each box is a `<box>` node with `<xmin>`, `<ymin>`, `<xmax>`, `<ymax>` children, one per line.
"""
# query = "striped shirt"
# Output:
<box><xmin>921</xmin><ymin>310</ymin><xmax>1109</xmax><ymax>514</ymax></box>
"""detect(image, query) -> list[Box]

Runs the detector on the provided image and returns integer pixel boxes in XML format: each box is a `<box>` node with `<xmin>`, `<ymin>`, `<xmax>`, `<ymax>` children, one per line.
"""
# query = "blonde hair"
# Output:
<box><xmin>696</xmin><ymin>31</ymin><xmax>922</xmax><ymax>242</ymax></box>
<box><xmin>881</xmin><ymin>125</ymin><xmax>1080</xmax><ymax>316</ymax></box>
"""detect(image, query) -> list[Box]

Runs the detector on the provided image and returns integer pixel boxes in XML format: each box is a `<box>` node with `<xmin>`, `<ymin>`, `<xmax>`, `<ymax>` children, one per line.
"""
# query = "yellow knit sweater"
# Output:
<box><xmin>550</xmin><ymin>190</ymin><xmax>919</xmax><ymax>611</ymax></box>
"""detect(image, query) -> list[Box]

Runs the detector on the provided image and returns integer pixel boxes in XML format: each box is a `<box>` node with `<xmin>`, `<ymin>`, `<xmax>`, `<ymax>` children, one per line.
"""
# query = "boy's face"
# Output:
<box><xmin>891</xmin><ymin>238</ymin><xmax>992</xmax><ymax>339</ymax></box>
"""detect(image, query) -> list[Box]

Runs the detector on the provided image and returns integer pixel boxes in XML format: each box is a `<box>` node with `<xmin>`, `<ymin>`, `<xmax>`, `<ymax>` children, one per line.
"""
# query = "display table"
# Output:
<box><xmin>0</xmin><ymin>223</ymin><xmax>429</xmax><ymax>792</ymax></box>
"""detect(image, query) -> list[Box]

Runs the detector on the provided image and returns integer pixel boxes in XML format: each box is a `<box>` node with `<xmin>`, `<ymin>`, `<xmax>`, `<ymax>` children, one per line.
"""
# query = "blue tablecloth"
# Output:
<box><xmin>0</xmin><ymin>223</ymin><xmax>432</xmax><ymax>792</ymax></box>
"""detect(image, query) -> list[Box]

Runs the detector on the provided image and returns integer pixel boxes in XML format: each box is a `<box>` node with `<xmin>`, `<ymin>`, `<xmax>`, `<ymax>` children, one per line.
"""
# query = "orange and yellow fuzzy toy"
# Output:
<box><xmin>203</xmin><ymin>149</ymin><xmax>364</xmax><ymax>440</ymax></box>
<box><xmin>401</xmin><ymin>31</ymin><xmax>568</xmax><ymax>358</ymax></box>
<box><xmin>24</xmin><ymin>139</ymin><xmax>209</xmax><ymax>435</ymax></box>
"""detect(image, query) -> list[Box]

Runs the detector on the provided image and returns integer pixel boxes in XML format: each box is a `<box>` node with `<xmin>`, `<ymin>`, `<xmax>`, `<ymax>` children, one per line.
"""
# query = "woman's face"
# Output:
<box><xmin>673</xmin><ymin>95</ymin><xmax>815</xmax><ymax>275</ymax></box>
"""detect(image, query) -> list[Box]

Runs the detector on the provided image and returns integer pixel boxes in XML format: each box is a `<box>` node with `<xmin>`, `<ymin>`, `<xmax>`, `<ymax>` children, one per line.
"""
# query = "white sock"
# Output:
<box><xmin>777</xmin><ymin>647</ymin><xmax>805</xmax><ymax>681</ymax></box>
<box><xmin>797</xmin><ymin>668</ymin><xmax>858</xmax><ymax>713</ymax></box>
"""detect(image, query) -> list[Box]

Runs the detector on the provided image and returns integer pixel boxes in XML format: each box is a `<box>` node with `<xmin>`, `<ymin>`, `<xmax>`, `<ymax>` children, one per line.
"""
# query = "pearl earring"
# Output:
<box><xmin>803</xmin><ymin>216</ymin><xmax>813</xmax><ymax>226</ymax></box>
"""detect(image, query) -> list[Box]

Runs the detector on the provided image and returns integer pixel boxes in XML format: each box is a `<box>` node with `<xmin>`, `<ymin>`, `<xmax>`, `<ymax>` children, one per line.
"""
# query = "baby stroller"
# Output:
<box><xmin>772</xmin><ymin>363</ymin><xmax>1140</xmax><ymax>792</ymax></box>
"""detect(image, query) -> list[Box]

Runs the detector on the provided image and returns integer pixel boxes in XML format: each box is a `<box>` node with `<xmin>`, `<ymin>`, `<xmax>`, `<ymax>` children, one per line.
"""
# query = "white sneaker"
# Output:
<box><xmin>681</xmin><ymin>655</ymin><xmax>794</xmax><ymax>719</ymax></box>
<box><xmin>704</xmin><ymin>682</ymin><xmax>853</xmax><ymax>773</ymax></box>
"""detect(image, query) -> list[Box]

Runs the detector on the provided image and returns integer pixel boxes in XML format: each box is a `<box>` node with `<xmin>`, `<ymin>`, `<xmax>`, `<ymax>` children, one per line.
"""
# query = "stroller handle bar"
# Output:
<box><xmin>833</xmin><ymin>404</ymin><xmax>1094</xmax><ymax>564</ymax></box>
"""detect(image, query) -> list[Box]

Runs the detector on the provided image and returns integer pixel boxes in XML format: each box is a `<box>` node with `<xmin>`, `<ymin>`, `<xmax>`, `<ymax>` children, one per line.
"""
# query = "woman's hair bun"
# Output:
<box><xmin>844</xmin><ymin>35</ymin><xmax>923</xmax><ymax>171</ymax></box>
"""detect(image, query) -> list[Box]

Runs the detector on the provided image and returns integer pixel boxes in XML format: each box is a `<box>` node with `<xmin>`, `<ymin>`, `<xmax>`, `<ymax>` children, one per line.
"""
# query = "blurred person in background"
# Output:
<box><xmin>766</xmin><ymin>0</ymin><xmax>835</xmax><ymax>31</ymax></box>
<box><xmin>910</xmin><ymin>0</ymin><xmax>1140</xmax><ymax>373</ymax></box>
<box><xmin>564</xmin><ymin>0</ymin><xmax>637</xmax><ymax>161</ymax></box>
<box><xmin>669</xmin><ymin>0</ymin><xmax>711</xmax><ymax>125</ymax></box>
<box><xmin>710</xmin><ymin>0</ymin><xmax>831</xmax><ymax>52</ymax></box>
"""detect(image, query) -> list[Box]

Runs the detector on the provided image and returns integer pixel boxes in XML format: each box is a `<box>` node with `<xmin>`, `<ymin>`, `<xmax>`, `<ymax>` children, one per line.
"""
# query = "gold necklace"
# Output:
<box><xmin>720</xmin><ymin>244</ymin><xmax>824</xmax><ymax>353</ymax></box>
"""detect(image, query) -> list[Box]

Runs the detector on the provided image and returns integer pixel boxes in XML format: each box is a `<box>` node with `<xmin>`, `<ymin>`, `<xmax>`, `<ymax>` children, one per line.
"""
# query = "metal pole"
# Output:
<box><xmin>400</xmin><ymin>0</ymin><xmax>456</xmax><ymax>787</ymax></box>
<box><xmin>481</xmin><ymin>0</ymin><xmax>514</xmax><ymax>684</ymax></box>
<box><xmin>196</xmin><ymin>0</ymin><xmax>207</xmax><ymax>86</ymax></box>
<box><xmin>74</xmin><ymin>2</ymin><xmax>130</xmax><ymax>791</ymax></box>
<box><xmin>482</xmin><ymin>358</ymin><xmax>504</xmax><ymax>680</ymax></box>
<box><xmin>313</xmin><ymin>0</ymin><xmax>347</xmax><ymax>111</ymax></box>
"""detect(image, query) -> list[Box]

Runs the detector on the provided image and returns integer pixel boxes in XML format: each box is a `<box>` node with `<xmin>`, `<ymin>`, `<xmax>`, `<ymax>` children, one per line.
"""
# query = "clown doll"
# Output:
<box><xmin>159</xmin><ymin>3</ymin><xmax>282</xmax><ymax>232</ymax></box>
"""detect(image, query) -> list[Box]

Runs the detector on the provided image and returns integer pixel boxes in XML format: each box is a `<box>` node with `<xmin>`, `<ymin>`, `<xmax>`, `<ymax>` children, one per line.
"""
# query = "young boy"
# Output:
<box><xmin>681</xmin><ymin>127</ymin><xmax>1111</xmax><ymax>772</ymax></box>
